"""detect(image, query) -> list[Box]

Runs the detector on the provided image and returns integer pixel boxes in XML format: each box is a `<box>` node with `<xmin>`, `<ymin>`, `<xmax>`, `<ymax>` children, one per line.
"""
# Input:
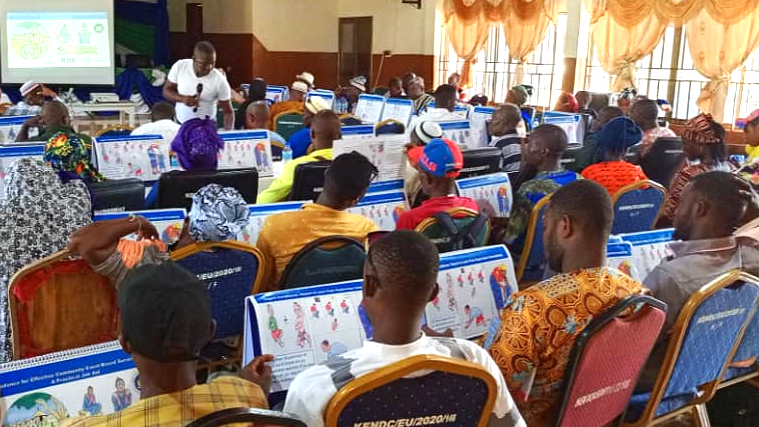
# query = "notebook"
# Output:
<box><xmin>0</xmin><ymin>341</ymin><xmax>139</xmax><ymax>425</ymax></box>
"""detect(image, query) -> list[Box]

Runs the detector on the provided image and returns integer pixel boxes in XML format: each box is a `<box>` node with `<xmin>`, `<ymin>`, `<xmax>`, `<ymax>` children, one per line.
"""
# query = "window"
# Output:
<box><xmin>437</xmin><ymin>14</ymin><xmax>568</xmax><ymax>108</ymax></box>
<box><xmin>584</xmin><ymin>26</ymin><xmax>759</xmax><ymax>124</ymax></box>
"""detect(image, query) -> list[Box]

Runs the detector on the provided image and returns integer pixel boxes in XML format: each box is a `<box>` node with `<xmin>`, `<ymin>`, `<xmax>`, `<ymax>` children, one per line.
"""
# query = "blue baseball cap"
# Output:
<box><xmin>418</xmin><ymin>138</ymin><xmax>463</xmax><ymax>178</ymax></box>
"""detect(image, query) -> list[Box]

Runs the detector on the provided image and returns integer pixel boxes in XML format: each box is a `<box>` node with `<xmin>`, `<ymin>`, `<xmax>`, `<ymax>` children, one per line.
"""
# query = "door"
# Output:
<box><xmin>339</xmin><ymin>17</ymin><xmax>373</xmax><ymax>88</ymax></box>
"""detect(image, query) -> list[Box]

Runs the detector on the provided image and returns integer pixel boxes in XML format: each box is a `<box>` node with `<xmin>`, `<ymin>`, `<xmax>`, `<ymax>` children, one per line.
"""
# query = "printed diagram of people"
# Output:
<box><xmin>268</xmin><ymin>305</ymin><xmax>285</xmax><ymax>347</ymax></box>
<box><xmin>111</xmin><ymin>377</ymin><xmax>132</xmax><ymax>412</ymax></box>
<box><xmin>255</xmin><ymin>143</ymin><xmax>271</xmax><ymax>173</ymax></box>
<box><xmin>321</xmin><ymin>339</ymin><xmax>348</xmax><ymax>360</ymax></box>
<box><xmin>81</xmin><ymin>385</ymin><xmax>102</xmax><ymax>416</ymax></box>
<box><xmin>78</xmin><ymin>23</ymin><xmax>91</xmax><ymax>44</ymax></box>
<box><xmin>489</xmin><ymin>264</ymin><xmax>512</xmax><ymax>306</ymax></box>
<box><xmin>464</xmin><ymin>305</ymin><xmax>485</xmax><ymax>330</ymax></box>
<box><xmin>293</xmin><ymin>302</ymin><xmax>311</xmax><ymax>348</ymax></box>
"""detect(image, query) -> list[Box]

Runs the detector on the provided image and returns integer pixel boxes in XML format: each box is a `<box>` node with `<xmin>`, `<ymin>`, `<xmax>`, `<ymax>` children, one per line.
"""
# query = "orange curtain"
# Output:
<box><xmin>444</xmin><ymin>0</ymin><xmax>493</xmax><ymax>88</ymax></box>
<box><xmin>584</xmin><ymin>0</ymin><xmax>759</xmax><ymax>28</ymax></box>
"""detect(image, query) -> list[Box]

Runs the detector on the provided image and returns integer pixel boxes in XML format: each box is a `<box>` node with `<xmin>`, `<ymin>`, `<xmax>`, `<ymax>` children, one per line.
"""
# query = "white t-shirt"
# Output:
<box><xmin>131</xmin><ymin>119</ymin><xmax>181</xmax><ymax>143</ymax></box>
<box><xmin>283</xmin><ymin>335</ymin><xmax>525</xmax><ymax>427</ymax></box>
<box><xmin>167</xmin><ymin>59</ymin><xmax>232</xmax><ymax>123</ymax></box>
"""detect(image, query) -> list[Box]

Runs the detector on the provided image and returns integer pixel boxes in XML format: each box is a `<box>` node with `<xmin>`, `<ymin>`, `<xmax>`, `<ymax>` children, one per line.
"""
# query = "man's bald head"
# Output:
<box><xmin>490</xmin><ymin>103</ymin><xmax>521</xmax><ymax>136</ymax></box>
<box><xmin>245</xmin><ymin>101</ymin><xmax>269</xmax><ymax>129</ymax></box>
<box><xmin>310</xmin><ymin>110</ymin><xmax>342</xmax><ymax>150</ymax></box>
<box><xmin>523</xmin><ymin>124</ymin><xmax>568</xmax><ymax>170</ymax></box>
<box><xmin>151</xmin><ymin>101</ymin><xmax>175</xmax><ymax>122</ymax></box>
<box><xmin>41</xmin><ymin>100</ymin><xmax>70</xmax><ymax>128</ymax></box>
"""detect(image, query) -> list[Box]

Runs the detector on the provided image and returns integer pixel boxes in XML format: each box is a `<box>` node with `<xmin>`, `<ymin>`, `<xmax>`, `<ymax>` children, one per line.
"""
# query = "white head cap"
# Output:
<box><xmin>20</xmin><ymin>81</ymin><xmax>41</xmax><ymax>97</ymax></box>
<box><xmin>291</xmin><ymin>81</ymin><xmax>308</xmax><ymax>94</ymax></box>
<box><xmin>296</xmin><ymin>72</ymin><xmax>315</xmax><ymax>87</ymax></box>
<box><xmin>414</xmin><ymin>121</ymin><xmax>443</xmax><ymax>144</ymax></box>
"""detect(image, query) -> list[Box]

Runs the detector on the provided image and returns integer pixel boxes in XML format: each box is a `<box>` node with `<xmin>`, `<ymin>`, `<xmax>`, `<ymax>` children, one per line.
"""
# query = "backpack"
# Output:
<box><xmin>428</xmin><ymin>211</ymin><xmax>489</xmax><ymax>252</ymax></box>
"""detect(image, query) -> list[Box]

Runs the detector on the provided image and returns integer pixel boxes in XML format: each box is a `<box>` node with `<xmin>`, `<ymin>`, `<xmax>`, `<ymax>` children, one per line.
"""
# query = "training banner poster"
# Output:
<box><xmin>617</xmin><ymin>229</ymin><xmax>675</xmax><ymax>282</ymax></box>
<box><xmin>333</xmin><ymin>134</ymin><xmax>407</xmax><ymax>181</ymax></box>
<box><xmin>353</xmin><ymin>94</ymin><xmax>385</xmax><ymax>124</ymax></box>
<box><xmin>94</xmin><ymin>135</ymin><xmax>175</xmax><ymax>182</ymax></box>
<box><xmin>606</xmin><ymin>242</ymin><xmax>640</xmax><ymax>280</ymax></box>
<box><xmin>0</xmin><ymin>116</ymin><xmax>36</xmax><ymax>143</ymax></box>
<box><xmin>380</xmin><ymin>98</ymin><xmax>414</xmax><ymax>126</ymax></box>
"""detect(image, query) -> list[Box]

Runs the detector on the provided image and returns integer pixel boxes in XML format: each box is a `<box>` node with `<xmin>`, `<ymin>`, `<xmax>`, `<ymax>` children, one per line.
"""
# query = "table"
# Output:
<box><xmin>70</xmin><ymin>102</ymin><xmax>138</xmax><ymax>127</ymax></box>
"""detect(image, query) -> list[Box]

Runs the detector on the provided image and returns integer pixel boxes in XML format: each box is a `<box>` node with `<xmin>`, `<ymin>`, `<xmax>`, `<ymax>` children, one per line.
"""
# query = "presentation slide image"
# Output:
<box><xmin>7</xmin><ymin>12</ymin><xmax>110</xmax><ymax>69</ymax></box>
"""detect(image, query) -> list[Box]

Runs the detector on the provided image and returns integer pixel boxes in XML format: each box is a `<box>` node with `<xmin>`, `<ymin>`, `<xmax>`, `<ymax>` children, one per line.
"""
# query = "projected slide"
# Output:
<box><xmin>6</xmin><ymin>12</ymin><xmax>110</xmax><ymax>69</ymax></box>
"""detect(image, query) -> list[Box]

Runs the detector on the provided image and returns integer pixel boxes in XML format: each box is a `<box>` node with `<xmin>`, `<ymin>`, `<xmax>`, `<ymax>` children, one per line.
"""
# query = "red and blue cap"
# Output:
<box><xmin>418</xmin><ymin>138</ymin><xmax>463</xmax><ymax>178</ymax></box>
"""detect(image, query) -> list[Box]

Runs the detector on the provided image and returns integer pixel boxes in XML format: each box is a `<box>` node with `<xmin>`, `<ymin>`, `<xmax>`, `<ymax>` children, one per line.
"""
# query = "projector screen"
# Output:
<box><xmin>0</xmin><ymin>0</ymin><xmax>115</xmax><ymax>85</ymax></box>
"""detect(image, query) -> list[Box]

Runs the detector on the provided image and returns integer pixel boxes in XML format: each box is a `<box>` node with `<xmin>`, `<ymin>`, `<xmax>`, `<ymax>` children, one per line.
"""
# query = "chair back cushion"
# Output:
<box><xmin>89</xmin><ymin>178</ymin><xmax>146</xmax><ymax>213</ymax></box>
<box><xmin>639</xmin><ymin>137</ymin><xmax>684</xmax><ymax>189</ymax></box>
<box><xmin>10</xmin><ymin>258</ymin><xmax>118</xmax><ymax>359</ymax></box>
<box><xmin>521</xmin><ymin>200</ymin><xmax>549</xmax><ymax>281</ymax></box>
<box><xmin>612</xmin><ymin>183</ymin><xmax>665</xmax><ymax>234</ymax></box>
<box><xmin>175</xmin><ymin>248</ymin><xmax>259</xmax><ymax>339</ymax></box>
<box><xmin>290</xmin><ymin>161</ymin><xmax>331</xmax><ymax>201</ymax></box>
<box><xmin>335</xmin><ymin>371</ymin><xmax>489</xmax><ymax>427</ymax></box>
<box><xmin>275</xmin><ymin>113</ymin><xmax>305</xmax><ymax>141</ymax></box>
<box><xmin>185</xmin><ymin>408</ymin><xmax>306</xmax><ymax>427</ymax></box>
<box><xmin>557</xmin><ymin>296</ymin><xmax>667</xmax><ymax>427</ymax></box>
<box><xmin>657</xmin><ymin>281</ymin><xmax>759</xmax><ymax>416</ymax></box>
<box><xmin>157</xmin><ymin>168</ymin><xmax>259</xmax><ymax>210</ymax></box>
<box><xmin>282</xmin><ymin>237</ymin><xmax>366</xmax><ymax>289</ymax></box>
<box><xmin>419</xmin><ymin>211</ymin><xmax>489</xmax><ymax>253</ymax></box>
<box><xmin>460</xmin><ymin>147</ymin><xmax>502</xmax><ymax>179</ymax></box>
<box><xmin>725</xmin><ymin>306</ymin><xmax>759</xmax><ymax>380</ymax></box>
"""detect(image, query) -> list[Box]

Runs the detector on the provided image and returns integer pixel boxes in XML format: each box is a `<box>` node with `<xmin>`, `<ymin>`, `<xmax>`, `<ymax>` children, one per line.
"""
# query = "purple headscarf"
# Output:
<box><xmin>171</xmin><ymin>118</ymin><xmax>224</xmax><ymax>170</ymax></box>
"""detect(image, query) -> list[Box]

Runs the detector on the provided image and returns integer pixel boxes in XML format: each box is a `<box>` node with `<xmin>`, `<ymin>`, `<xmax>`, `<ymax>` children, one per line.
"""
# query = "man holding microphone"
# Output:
<box><xmin>163</xmin><ymin>41</ymin><xmax>235</xmax><ymax>130</ymax></box>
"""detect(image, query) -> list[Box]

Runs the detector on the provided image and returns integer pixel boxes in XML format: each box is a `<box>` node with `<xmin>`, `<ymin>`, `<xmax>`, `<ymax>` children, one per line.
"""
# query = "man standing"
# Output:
<box><xmin>163</xmin><ymin>41</ymin><xmax>234</xmax><ymax>130</ymax></box>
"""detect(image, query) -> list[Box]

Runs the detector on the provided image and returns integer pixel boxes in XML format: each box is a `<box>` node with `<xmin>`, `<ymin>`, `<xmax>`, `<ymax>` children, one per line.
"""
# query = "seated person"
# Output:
<box><xmin>505</xmin><ymin>125</ymin><xmax>581</xmax><ymax>258</ymax></box>
<box><xmin>258</xmin><ymin>110</ymin><xmax>339</xmax><ymax>204</ymax></box>
<box><xmin>553</xmin><ymin>92</ymin><xmax>579</xmax><ymax>113</ymax></box>
<box><xmin>657</xmin><ymin>113</ymin><xmax>735</xmax><ymax>228</ymax></box>
<box><xmin>244</xmin><ymin>101</ymin><xmax>287</xmax><ymax>146</ymax></box>
<box><xmin>42</xmin><ymin>122</ymin><xmax>104</xmax><ymax>184</ymax></box>
<box><xmin>568</xmin><ymin>106</ymin><xmax>624</xmax><ymax>172</ymax></box>
<box><xmin>396</xmin><ymin>138</ymin><xmax>478</xmax><ymax>230</ymax></box>
<box><xmin>344</xmin><ymin>75</ymin><xmax>366</xmax><ymax>114</ymax></box>
<box><xmin>630</xmin><ymin>99</ymin><xmax>676</xmax><ymax>159</ymax></box>
<box><xmin>575</xmin><ymin>90</ymin><xmax>596</xmax><ymax>118</ymax></box>
<box><xmin>581</xmin><ymin>116</ymin><xmax>647</xmax><ymax>195</ymax></box>
<box><xmin>404</xmin><ymin>120</ymin><xmax>443</xmax><ymax>206</ymax></box>
<box><xmin>505</xmin><ymin>85</ymin><xmax>532</xmax><ymax>130</ymax></box>
<box><xmin>288</xmin><ymin>95</ymin><xmax>332</xmax><ymax>159</ymax></box>
<box><xmin>489</xmin><ymin>103</ymin><xmax>523</xmax><ymax>173</ymax></box>
<box><xmin>412</xmin><ymin>84</ymin><xmax>464</xmax><ymax>125</ymax></box>
<box><xmin>637</xmin><ymin>172</ymin><xmax>759</xmax><ymax>390</ymax></box>
<box><xmin>16</xmin><ymin>100</ymin><xmax>82</xmax><ymax>143</ymax></box>
<box><xmin>284</xmin><ymin>231</ymin><xmax>526</xmax><ymax>427</ymax></box>
<box><xmin>257</xmin><ymin>152</ymin><xmax>379</xmax><ymax>290</ymax></box>
<box><xmin>145</xmin><ymin>118</ymin><xmax>224</xmax><ymax>207</ymax></box>
<box><xmin>68</xmin><ymin>184</ymin><xmax>249</xmax><ymax>287</ymax></box>
<box><xmin>4</xmin><ymin>80</ymin><xmax>61</xmax><ymax>117</ymax></box>
<box><xmin>61</xmin><ymin>262</ymin><xmax>273</xmax><ymax>427</ymax></box>
<box><xmin>487</xmin><ymin>180</ymin><xmax>642</xmax><ymax>427</ymax></box>
<box><xmin>384</xmin><ymin>76</ymin><xmax>405</xmax><ymax>99</ymax></box>
<box><xmin>408</xmin><ymin>77</ymin><xmax>435</xmax><ymax>116</ymax></box>
<box><xmin>268</xmin><ymin>81</ymin><xmax>307</xmax><ymax>130</ymax></box>
<box><xmin>131</xmin><ymin>101</ymin><xmax>181</xmax><ymax>143</ymax></box>
<box><xmin>234</xmin><ymin>79</ymin><xmax>266</xmax><ymax>130</ymax></box>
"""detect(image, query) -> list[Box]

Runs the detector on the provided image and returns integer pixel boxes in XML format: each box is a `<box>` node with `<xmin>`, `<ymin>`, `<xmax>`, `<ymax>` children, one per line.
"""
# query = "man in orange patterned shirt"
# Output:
<box><xmin>486</xmin><ymin>180</ymin><xmax>642</xmax><ymax>427</ymax></box>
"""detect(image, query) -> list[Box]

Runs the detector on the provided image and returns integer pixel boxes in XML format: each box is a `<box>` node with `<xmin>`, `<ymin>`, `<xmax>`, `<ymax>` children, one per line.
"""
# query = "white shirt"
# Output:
<box><xmin>283</xmin><ymin>335</ymin><xmax>525</xmax><ymax>427</ymax></box>
<box><xmin>167</xmin><ymin>59</ymin><xmax>232</xmax><ymax>123</ymax></box>
<box><xmin>131</xmin><ymin>119</ymin><xmax>181</xmax><ymax>143</ymax></box>
<box><xmin>0</xmin><ymin>93</ymin><xmax>10</xmax><ymax>104</ymax></box>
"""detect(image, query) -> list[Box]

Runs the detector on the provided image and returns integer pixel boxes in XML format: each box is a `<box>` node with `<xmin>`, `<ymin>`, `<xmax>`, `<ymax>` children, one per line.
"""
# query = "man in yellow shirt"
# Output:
<box><xmin>62</xmin><ymin>262</ymin><xmax>274</xmax><ymax>427</ymax></box>
<box><xmin>257</xmin><ymin>110</ymin><xmax>340</xmax><ymax>204</ymax></box>
<box><xmin>257</xmin><ymin>152</ymin><xmax>380</xmax><ymax>290</ymax></box>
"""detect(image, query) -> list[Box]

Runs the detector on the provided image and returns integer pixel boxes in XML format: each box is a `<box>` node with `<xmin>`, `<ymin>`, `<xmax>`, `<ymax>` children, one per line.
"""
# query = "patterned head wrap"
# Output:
<box><xmin>171</xmin><ymin>118</ymin><xmax>225</xmax><ymax>170</ymax></box>
<box><xmin>682</xmin><ymin>113</ymin><xmax>722</xmax><ymax>145</ymax></box>
<box><xmin>188</xmin><ymin>184</ymin><xmax>250</xmax><ymax>243</ymax></box>
<box><xmin>44</xmin><ymin>132</ymin><xmax>103</xmax><ymax>183</ymax></box>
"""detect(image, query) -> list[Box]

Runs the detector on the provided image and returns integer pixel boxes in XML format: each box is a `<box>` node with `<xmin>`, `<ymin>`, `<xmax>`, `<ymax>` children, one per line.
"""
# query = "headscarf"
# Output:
<box><xmin>595</xmin><ymin>116</ymin><xmax>643</xmax><ymax>159</ymax></box>
<box><xmin>682</xmin><ymin>113</ymin><xmax>721</xmax><ymax>145</ymax></box>
<box><xmin>171</xmin><ymin>118</ymin><xmax>224</xmax><ymax>170</ymax></box>
<box><xmin>188</xmin><ymin>184</ymin><xmax>250</xmax><ymax>243</ymax></box>
<box><xmin>44</xmin><ymin>132</ymin><xmax>103</xmax><ymax>183</ymax></box>
<box><xmin>555</xmin><ymin>92</ymin><xmax>579</xmax><ymax>113</ymax></box>
<box><xmin>0</xmin><ymin>158</ymin><xmax>92</xmax><ymax>362</ymax></box>
<box><xmin>508</xmin><ymin>85</ymin><xmax>529</xmax><ymax>107</ymax></box>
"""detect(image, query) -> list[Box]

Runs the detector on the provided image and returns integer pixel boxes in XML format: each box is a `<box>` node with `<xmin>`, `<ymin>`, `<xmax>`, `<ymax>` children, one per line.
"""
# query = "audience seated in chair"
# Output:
<box><xmin>657</xmin><ymin>113</ymin><xmax>735</xmax><ymax>228</ymax></box>
<box><xmin>630</xmin><ymin>99</ymin><xmax>676</xmax><ymax>159</ymax></box>
<box><xmin>568</xmin><ymin>106</ymin><xmax>624</xmax><ymax>173</ymax></box>
<box><xmin>553</xmin><ymin>91</ymin><xmax>579</xmax><ymax>113</ymax></box>
<box><xmin>234</xmin><ymin>78</ymin><xmax>266</xmax><ymax>130</ymax></box>
<box><xmin>145</xmin><ymin>117</ymin><xmax>224</xmax><ymax>208</ymax></box>
<box><xmin>408</xmin><ymin>77</ymin><xmax>434</xmax><ymax>116</ymax></box>
<box><xmin>486</xmin><ymin>180</ymin><xmax>642</xmax><ymax>427</ymax></box>
<box><xmin>637</xmin><ymin>171</ymin><xmax>759</xmax><ymax>390</ymax></box>
<box><xmin>283</xmin><ymin>231</ymin><xmax>525</xmax><ymax>427</ymax></box>
<box><xmin>258</xmin><ymin>110</ymin><xmax>340</xmax><ymax>204</ymax></box>
<box><xmin>268</xmin><ymin>81</ymin><xmax>307</xmax><ymax>130</ymax></box>
<box><xmin>0</xmin><ymin>158</ymin><xmax>92</xmax><ymax>363</ymax></box>
<box><xmin>489</xmin><ymin>104</ymin><xmax>523</xmax><ymax>173</ymax></box>
<box><xmin>504</xmin><ymin>124</ymin><xmax>581</xmax><ymax>260</ymax></box>
<box><xmin>131</xmin><ymin>101</ymin><xmax>180</xmax><ymax>143</ymax></box>
<box><xmin>410</xmin><ymin>84</ymin><xmax>464</xmax><ymax>129</ymax></box>
<box><xmin>396</xmin><ymin>138</ymin><xmax>479</xmax><ymax>230</ymax></box>
<box><xmin>257</xmin><ymin>152</ymin><xmax>379</xmax><ymax>291</ymax></box>
<box><xmin>59</xmin><ymin>262</ymin><xmax>273</xmax><ymax>427</ymax></box>
<box><xmin>244</xmin><ymin>101</ymin><xmax>287</xmax><ymax>147</ymax></box>
<box><xmin>384</xmin><ymin>76</ymin><xmax>405</xmax><ymax>99</ymax></box>
<box><xmin>286</xmin><ymin>95</ymin><xmax>332</xmax><ymax>160</ymax></box>
<box><xmin>581</xmin><ymin>116</ymin><xmax>647</xmax><ymax>195</ymax></box>
<box><xmin>4</xmin><ymin>80</ymin><xmax>62</xmax><ymax>117</ymax></box>
<box><xmin>15</xmin><ymin>100</ymin><xmax>81</xmax><ymax>143</ymax></box>
<box><xmin>505</xmin><ymin>85</ymin><xmax>532</xmax><ymax>130</ymax></box>
<box><xmin>403</xmin><ymin>120</ymin><xmax>443</xmax><ymax>207</ymax></box>
<box><xmin>68</xmin><ymin>184</ymin><xmax>249</xmax><ymax>287</ymax></box>
<box><xmin>42</xmin><ymin>120</ymin><xmax>104</xmax><ymax>186</ymax></box>
<box><xmin>575</xmin><ymin>90</ymin><xmax>597</xmax><ymax>118</ymax></box>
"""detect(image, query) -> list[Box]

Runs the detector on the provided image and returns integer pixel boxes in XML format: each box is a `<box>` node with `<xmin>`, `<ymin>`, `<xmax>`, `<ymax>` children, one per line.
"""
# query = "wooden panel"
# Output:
<box><xmin>372</xmin><ymin>53</ymin><xmax>434</xmax><ymax>91</ymax></box>
<box><xmin>253</xmin><ymin>35</ymin><xmax>339</xmax><ymax>89</ymax></box>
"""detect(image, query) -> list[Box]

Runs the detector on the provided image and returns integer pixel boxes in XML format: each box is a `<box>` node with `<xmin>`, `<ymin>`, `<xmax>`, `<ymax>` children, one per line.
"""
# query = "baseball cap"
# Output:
<box><xmin>20</xmin><ymin>80</ymin><xmax>41</xmax><ymax>97</ymax></box>
<box><xmin>418</xmin><ymin>138</ymin><xmax>463</xmax><ymax>178</ymax></box>
<box><xmin>305</xmin><ymin>96</ymin><xmax>331</xmax><ymax>114</ymax></box>
<box><xmin>118</xmin><ymin>262</ymin><xmax>212</xmax><ymax>362</ymax></box>
<box><xmin>291</xmin><ymin>81</ymin><xmax>308</xmax><ymax>94</ymax></box>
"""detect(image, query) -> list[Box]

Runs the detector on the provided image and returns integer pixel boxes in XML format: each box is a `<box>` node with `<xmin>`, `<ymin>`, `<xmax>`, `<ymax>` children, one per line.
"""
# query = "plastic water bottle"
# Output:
<box><xmin>282</xmin><ymin>143</ymin><xmax>293</xmax><ymax>164</ymax></box>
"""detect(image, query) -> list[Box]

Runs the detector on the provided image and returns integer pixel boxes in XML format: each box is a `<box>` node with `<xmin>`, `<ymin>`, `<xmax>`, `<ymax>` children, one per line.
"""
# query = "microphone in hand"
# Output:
<box><xmin>193</xmin><ymin>83</ymin><xmax>204</xmax><ymax>113</ymax></box>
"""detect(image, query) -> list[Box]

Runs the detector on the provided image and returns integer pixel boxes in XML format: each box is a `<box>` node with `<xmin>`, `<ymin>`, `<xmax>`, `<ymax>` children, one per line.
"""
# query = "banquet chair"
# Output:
<box><xmin>289</xmin><ymin>160</ymin><xmax>331</xmax><ymax>201</ymax></box>
<box><xmin>611</xmin><ymin>180</ymin><xmax>667</xmax><ymax>235</ymax></box>
<box><xmin>416</xmin><ymin>207</ymin><xmax>490</xmax><ymax>253</ymax></box>
<box><xmin>95</xmin><ymin>124</ymin><xmax>134</xmax><ymax>137</ymax></box>
<box><xmin>9</xmin><ymin>250</ymin><xmax>118</xmax><ymax>360</ymax></box>
<box><xmin>274</xmin><ymin>111</ymin><xmax>304</xmax><ymax>141</ymax></box>
<box><xmin>326</xmin><ymin>354</ymin><xmax>497</xmax><ymax>427</ymax></box>
<box><xmin>184</xmin><ymin>408</ymin><xmax>306</xmax><ymax>427</ymax></box>
<box><xmin>515</xmin><ymin>194</ymin><xmax>551</xmax><ymax>285</ymax></box>
<box><xmin>281</xmin><ymin>236</ymin><xmax>366</xmax><ymax>290</ymax></box>
<box><xmin>624</xmin><ymin>270</ymin><xmax>759</xmax><ymax>427</ymax></box>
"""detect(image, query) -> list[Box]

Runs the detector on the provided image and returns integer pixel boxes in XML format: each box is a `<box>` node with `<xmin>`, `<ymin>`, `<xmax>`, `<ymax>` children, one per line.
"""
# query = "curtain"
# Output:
<box><xmin>584</xmin><ymin>0</ymin><xmax>759</xmax><ymax>28</ymax></box>
<box><xmin>500</xmin><ymin>0</ymin><xmax>560</xmax><ymax>85</ymax></box>
<box><xmin>590</xmin><ymin>13</ymin><xmax>667</xmax><ymax>91</ymax></box>
<box><xmin>686</xmin><ymin>7</ymin><xmax>759</xmax><ymax>122</ymax></box>
<box><xmin>444</xmin><ymin>7</ymin><xmax>492</xmax><ymax>89</ymax></box>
